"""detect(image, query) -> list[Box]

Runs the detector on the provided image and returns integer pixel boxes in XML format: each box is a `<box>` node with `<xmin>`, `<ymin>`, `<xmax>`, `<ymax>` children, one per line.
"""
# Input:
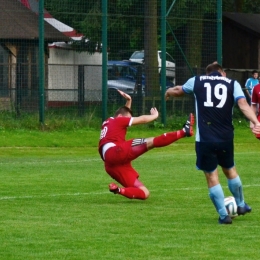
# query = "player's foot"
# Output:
<box><xmin>183</xmin><ymin>113</ymin><xmax>194</xmax><ymax>137</ymax></box>
<box><xmin>237</xmin><ymin>203</ymin><xmax>252</xmax><ymax>216</ymax></box>
<box><xmin>109</xmin><ymin>183</ymin><xmax>120</xmax><ymax>194</ymax></box>
<box><xmin>218</xmin><ymin>215</ymin><xmax>232</xmax><ymax>224</ymax></box>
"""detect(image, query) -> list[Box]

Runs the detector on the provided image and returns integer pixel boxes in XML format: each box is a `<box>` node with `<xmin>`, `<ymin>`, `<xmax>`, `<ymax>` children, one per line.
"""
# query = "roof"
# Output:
<box><xmin>0</xmin><ymin>0</ymin><xmax>69</xmax><ymax>41</ymax></box>
<box><xmin>18</xmin><ymin>0</ymin><xmax>83</xmax><ymax>40</ymax></box>
<box><xmin>223</xmin><ymin>12</ymin><xmax>260</xmax><ymax>37</ymax></box>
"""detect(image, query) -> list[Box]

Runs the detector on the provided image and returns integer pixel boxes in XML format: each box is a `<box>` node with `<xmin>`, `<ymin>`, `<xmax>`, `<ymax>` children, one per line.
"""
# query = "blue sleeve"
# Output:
<box><xmin>234</xmin><ymin>81</ymin><xmax>245</xmax><ymax>102</ymax></box>
<box><xmin>182</xmin><ymin>77</ymin><xmax>195</xmax><ymax>94</ymax></box>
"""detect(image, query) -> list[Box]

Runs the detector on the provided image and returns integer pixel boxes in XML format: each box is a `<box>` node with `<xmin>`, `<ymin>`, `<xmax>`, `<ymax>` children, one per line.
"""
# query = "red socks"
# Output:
<box><xmin>119</xmin><ymin>187</ymin><xmax>146</xmax><ymax>200</ymax></box>
<box><xmin>153</xmin><ymin>130</ymin><xmax>185</xmax><ymax>147</ymax></box>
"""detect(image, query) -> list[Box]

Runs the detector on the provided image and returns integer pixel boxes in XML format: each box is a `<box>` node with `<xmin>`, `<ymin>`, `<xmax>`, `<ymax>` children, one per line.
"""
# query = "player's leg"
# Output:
<box><xmin>204</xmin><ymin>169</ymin><xmax>231</xmax><ymax>224</ymax></box>
<box><xmin>222</xmin><ymin>167</ymin><xmax>252</xmax><ymax>215</ymax></box>
<box><xmin>218</xmin><ymin>140</ymin><xmax>252</xmax><ymax>215</ymax></box>
<box><xmin>146</xmin><ymin>113</ymin><xmax>194</xmax><ymax>149</ymax></box>
<box><xmin>106</xmin><ymin>163</ymin><xmax>148</xmax><ymax>200</ymax></box>
<box><xmin>109</xmin><ymin>178</ymin><xmax>149</xmax><ymax>200</ymax></box>
<box><xmin>196</xmin><ymin>142</ymin><xmax>231</xmax><ymax>224</ymax></box>
<box><xmin>104</xmin><ymin>113</ymin><xmax>195</xmax><ymax>165</ymax></box>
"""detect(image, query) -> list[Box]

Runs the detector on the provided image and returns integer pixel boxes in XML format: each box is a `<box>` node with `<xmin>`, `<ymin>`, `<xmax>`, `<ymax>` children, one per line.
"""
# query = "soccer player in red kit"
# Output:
<box><xmin>98</xmin><ymin>90</ymin><xmax>194</xmax><ymax>200</ymax></box>
<box><xmin>251</xmin><ymin>83</ymin><xmax>260</xmax><ymax>139</ymax></box>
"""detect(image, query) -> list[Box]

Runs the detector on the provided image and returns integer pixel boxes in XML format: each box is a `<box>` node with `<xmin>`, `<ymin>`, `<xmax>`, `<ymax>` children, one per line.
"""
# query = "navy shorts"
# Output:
<box><xmin>195</xmin><ymin>141</ymin><xmax>234</xmax><ymax>172</ymax></box>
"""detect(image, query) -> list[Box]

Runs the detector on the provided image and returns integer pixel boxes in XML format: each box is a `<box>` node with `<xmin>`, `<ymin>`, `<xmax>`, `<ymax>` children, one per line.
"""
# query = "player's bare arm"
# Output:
<box><xmin>237</xmin><ymin>98</ymin><xmax>260</xmax><ymax>134</ymax></box>
<box><xmin>250</xmin><ymin>104</ymin><xmax>258</xmax><ymax>129</ymax></box>
<box><xmin>117</xmin><ymin>89</ymin><xmax>132</xmax><ymax>108</ymax></box>
<box><xmin>132</xmin><ymin>107</ymin><xmax>159</xmax><ymax>125</ymax></box>
<box><xmin>165</xmin><ymin>86</ymin><xmax>184</xmax><ymax>100</ymax></box>
<box><xmin>251</xmin><ymin>103</ymin><xmax>257</xmax><ymax>114</ymax></box>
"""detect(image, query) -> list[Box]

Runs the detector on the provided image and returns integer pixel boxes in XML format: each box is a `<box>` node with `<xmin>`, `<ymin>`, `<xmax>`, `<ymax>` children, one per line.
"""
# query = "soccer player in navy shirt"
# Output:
<box><xmin>99</xmin><ymin>90</ymin><xmax>194</xmax><ymax>200</ymax></box>
<box><xmin>165</xmin><ymin>62</ymin><xmax>260</xmax><ymax>224</ymax></box>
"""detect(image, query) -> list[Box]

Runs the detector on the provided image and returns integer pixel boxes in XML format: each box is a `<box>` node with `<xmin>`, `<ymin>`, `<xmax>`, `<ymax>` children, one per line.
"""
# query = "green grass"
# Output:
<box><xmin>0</xmin><ymin>124</ymin><xmax>260</xmax><ymax>259</ymax></box>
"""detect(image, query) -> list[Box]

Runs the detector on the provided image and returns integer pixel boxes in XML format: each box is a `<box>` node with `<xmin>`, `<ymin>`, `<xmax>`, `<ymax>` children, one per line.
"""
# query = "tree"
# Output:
<box><xmin>144</xmin><ymin>0</ymin><xmax>159</xmax><ymax>96</ymax></box>
<box><xmin>166</xmin><ymin>0</ymin><xmax>217</xmax><ymax>69</ymax></box>
<box><xmin>224</xmin><ymin>0</ymin><xmax>260</xmax><ymax>12</ymax></box>
<box><xmin>45</xmin><ymin>0</ymin><xmax>144</xmax><ymax>56</ymax></box>
<box><xmin>44</xmin><ymin>0</ymin><xmax>260</xmax><ymax>72</ymax></box>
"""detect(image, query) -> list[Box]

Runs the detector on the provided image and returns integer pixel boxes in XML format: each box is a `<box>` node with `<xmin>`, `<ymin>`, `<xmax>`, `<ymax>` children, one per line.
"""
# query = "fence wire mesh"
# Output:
<box><xmin>0</xmin><ymin>0</ymin><xmax>249</xmax><ymax>125</ymax></box>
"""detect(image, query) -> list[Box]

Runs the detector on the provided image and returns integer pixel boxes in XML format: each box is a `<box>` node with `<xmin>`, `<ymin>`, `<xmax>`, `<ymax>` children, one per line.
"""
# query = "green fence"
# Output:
<box><xmin>0</xmin><ymin>0</ymin><xmax>227</xmax><ymax>126</ymax></box>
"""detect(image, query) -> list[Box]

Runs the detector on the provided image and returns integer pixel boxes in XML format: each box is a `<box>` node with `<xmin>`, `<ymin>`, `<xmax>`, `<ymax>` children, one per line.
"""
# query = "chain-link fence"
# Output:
<box><xmin>2</xmin><ymin>0</ymin><xmax>250</xmax><ymax>125</ymax></box>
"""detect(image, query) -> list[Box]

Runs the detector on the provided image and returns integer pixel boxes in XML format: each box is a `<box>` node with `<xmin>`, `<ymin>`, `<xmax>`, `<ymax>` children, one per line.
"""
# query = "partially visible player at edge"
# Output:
<box><xmin>98</xmin><ymin>89</ymin><xmax>194</xmax><ymax>200</ymax></box>
<box><xmin>165</xmin><ymin>62</ymin><xmax>260</xmax><ymax>224</ymax></box>
<box><xmin>251</xmin><ymin>82</ymin><xmax>260</xmax><ymax>140</ymax></box>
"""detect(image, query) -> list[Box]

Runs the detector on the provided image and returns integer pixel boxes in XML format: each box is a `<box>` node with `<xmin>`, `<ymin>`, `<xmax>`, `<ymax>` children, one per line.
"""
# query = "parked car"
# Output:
<box><xmin>129</xmin><ymin>50</ymin><xmax>176</xmax><ymax>84</ymax></box>
<box><xmin>107</xmin><ymin>61</ymin><xmax>145</xmax><ymax>103</ymax></box>
<box><xmin>107</xmin><ymin>60</ymin><xmax>174</xmax><ymax>98</ymax></box>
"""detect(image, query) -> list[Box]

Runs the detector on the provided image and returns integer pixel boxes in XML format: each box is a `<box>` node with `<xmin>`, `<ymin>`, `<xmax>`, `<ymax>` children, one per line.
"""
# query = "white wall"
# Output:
<box><xmin>48</xmin><ymin>46</ymin><xmax>102</xmax><ymax>102</ymax></box>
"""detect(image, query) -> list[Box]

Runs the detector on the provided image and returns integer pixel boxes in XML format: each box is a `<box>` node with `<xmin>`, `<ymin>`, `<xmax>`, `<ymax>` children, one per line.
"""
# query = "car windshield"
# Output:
<box><xmin>108</xmin><ymin>66</ymin><xmax>119</xmax><ymax>80</ymax></box>
<box><xmin>130</xmin><ymin>52</ymin><xmax>144</xmax><ymax>59</ymax></box>
<box><xmin>108</xmin><ymin>63</ymin><xmax>144</xmax><ymax>80</ymax></box>
<box><xmin>158</xmin><ymin>52</ymin><xmax>175</xmax><ymax>63</ymax></box>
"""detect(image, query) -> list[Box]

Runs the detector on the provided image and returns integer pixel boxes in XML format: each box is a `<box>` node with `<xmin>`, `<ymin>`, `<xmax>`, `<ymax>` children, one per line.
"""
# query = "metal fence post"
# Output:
<box><xmin>217</xmin><ymin>0</ymin><xmax>223</xmax><ymax>65</ymax></box>
<box><xmin>136</xmin><ymin>65</ymin><xmax>143</xmax><ymax>116</ymax></box>
<box><xmin>102</xmin><ymin>0</ymin><xmax>108</xmax><ymax>122</ymax></box>
<box><xmin>78</xmin><ymin>65</ymin><xmax>85</xmax><ymax>116</ymax></box>
<box><xmin>161</xmin><ymin>0</ymin><xmax>166</xmax><ymax>125</ymax></box>
<box><xmin>39</xmin><ymin>0</ymin><xmax>45</xmax><ymax>125</ymax></box>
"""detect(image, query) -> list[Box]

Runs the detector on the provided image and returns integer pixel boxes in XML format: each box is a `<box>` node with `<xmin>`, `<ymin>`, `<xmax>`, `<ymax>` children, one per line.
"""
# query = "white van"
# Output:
<box><xmin>129</xmin><ymin>50</ymin><xmax>175</xmax><ymax>84</ymax></box>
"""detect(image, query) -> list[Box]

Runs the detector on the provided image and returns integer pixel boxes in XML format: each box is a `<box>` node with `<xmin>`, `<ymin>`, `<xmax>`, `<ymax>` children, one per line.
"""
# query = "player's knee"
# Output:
<box><xmin>145</xmin><ymin>137</ymin><xmax>154</xmax><ymax>150</ymax></box>
<box><xmin>140</xmin><ymin>186</ymin><xmax>150</xmax><ymax>199</ymax></box>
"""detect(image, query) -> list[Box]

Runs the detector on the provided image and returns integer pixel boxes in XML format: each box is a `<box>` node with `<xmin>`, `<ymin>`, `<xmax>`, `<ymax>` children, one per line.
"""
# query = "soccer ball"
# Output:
<box><xmin>224</xmin><ymin>196</ymin><xmax>238</xmax><ymax>218</ymax></box>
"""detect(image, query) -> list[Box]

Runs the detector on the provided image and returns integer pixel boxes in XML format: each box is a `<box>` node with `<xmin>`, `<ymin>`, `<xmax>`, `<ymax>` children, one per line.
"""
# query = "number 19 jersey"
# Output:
<box><xmin>182</xmin><ymin>72</ymin><xmax>245</xmax><ymax>142</ymax></box>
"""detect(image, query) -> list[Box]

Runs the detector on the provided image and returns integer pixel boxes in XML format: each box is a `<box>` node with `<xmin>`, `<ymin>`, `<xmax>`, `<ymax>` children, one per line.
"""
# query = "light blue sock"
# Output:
<box><xmin>209</xmin><ymin>184</ymin><xmax>227</xmax><ymax>219</ymax></box>
<box><xmin>228</xmin><ymin>176</ymin><xmax>245</xmax><ymax>207</ymax></box>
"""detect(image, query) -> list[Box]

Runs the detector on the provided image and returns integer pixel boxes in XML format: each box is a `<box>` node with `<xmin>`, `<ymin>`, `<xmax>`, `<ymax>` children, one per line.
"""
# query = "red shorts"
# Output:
<box><xmin>103</xmin><ymin>139</ymin><xmax>147</xmax><ymax>187</ymax></box>
<box><xmin>105</xmin><ymin>162</ymin><xmax>139</xmax><ymax>187</ymax></box>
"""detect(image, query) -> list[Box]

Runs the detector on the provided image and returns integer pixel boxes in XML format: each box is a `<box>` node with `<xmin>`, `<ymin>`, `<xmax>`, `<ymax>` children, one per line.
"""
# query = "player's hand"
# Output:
<box><xmin>250</xmin><ymin>121</ymin><xmax>254</xmax><ymax>129</ymax></box>
<box><xmin>165</xmin><ymin>89</ymin><xmax>171</xmax><ymax>101</ymax></box>
<box><xmin>117</xmin><ymin>89</ymin><xmax>131</xmax><ymax>101</ymax></box>
<box><xmin>252</xmin><ymin>122</ymin><xmax>260</xmax><ymax>134</ymax></box>
<box><xmin>150</xmin><ymin>107</ymin><xmax>159</xmax><ymax>117</ymax></box>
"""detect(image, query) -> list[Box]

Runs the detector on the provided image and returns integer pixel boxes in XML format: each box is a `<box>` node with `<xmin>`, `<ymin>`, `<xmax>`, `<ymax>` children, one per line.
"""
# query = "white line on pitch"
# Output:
<box><xmin>0</xmin><ymin>192</ymin><xmax>107</xmax><ymax>201</ymax></box>
<box><xmin>0</xmin><ymin>158</ymin><xmax>101</xmax><ymax>165</ymax></box>
<box><xmin>0</xmin><ymin>184</ymin><xmax>258</xmax><ymax>201</ymax></box>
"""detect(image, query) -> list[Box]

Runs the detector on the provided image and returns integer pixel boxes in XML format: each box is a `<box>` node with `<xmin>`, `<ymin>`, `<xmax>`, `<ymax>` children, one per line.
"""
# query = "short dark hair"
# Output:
<box><xmin>252</xmin><ymin>70</ymin><xmax>258</xmax><ymax>74</ymax></box>
<box><xmin>206</xmin><ymin>62</ymin><xmax>224</xmax><ymax>75</ymax></box>
<box><xmin>114</xmin><ymin>106</ymin><xmax>133</xmax><ymax>117</ymax></box>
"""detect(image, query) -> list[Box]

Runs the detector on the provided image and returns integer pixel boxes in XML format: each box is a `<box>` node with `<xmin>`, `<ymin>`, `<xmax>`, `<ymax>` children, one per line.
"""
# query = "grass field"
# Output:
<box><xmin>0</xmin><ymin>124</ymin><xmax>260</xmax><ymax>260</ymax></box>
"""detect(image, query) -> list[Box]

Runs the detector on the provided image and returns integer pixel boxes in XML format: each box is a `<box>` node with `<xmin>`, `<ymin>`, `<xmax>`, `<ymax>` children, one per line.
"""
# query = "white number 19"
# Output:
<box><xmin>204</xmin><ymin>83</ymin><xmax>227</xmax><ymax>108</ymax></box>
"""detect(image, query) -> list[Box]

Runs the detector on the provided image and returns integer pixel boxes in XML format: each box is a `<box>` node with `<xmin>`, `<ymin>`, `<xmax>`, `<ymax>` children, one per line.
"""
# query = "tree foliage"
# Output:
<box><xmin>44</xmin><ymin>0</ymin><xmax>260</xmax><ymax>65</ymax></box>
<box><xmin>45</xmin><ymin>0</ymin><xmax>144</xmax><ymax>57</ymax></box>
<box><xmin>223</xmin><ymin>0</ymin><xmax>260</xmax><ymax>12</ymax></box>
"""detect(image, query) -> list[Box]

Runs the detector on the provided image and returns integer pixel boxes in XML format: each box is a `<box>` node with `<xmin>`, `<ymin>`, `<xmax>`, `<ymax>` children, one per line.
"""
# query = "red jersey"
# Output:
<box><xmin>252</xmin><ymin>83</ymin><xmax>260</xmax><ymax>114</ymax></box>
<box><xmin>98</xmin><ymin>116</ymin><xmax>133</xmax><ymax>154</ymax></box>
